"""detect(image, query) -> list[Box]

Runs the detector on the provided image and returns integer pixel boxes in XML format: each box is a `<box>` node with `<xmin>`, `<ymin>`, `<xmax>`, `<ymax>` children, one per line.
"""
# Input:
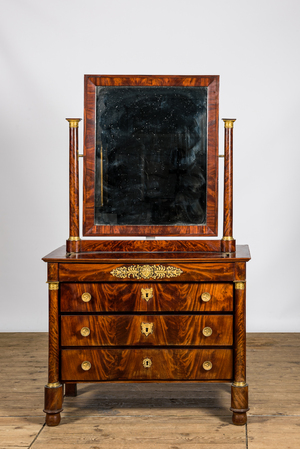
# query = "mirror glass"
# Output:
<box><xmin>95</xmin><ymin>86</ymin><xmax>207</xmax><ymax>226</ymax></box>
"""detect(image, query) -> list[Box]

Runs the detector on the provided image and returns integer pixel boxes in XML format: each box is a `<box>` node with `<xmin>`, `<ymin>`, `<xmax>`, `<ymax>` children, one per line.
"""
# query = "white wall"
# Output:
<box><xmin>1</xmin><ymin>0</ymin><xmax>300</xmax><ymax>331</ymax></box>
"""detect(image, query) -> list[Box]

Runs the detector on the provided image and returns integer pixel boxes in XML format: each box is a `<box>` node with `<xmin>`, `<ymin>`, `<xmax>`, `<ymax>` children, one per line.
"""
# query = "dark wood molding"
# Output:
<box><xmin>83</xmin><ymin>75</ymin><xmax>219</xmax><ymax>237</ymax></box>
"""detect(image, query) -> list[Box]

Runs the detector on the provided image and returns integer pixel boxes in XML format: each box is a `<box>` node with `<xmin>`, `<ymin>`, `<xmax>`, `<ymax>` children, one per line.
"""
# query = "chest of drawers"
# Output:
<box><xmin>43</xmin><ymin>245</ymin><xmax>250</xmax><ymax>427</ymax></box>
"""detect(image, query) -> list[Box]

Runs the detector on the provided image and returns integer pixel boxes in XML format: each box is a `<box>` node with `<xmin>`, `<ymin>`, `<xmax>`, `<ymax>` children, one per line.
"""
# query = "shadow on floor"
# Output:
<box><xmin>62</xmin><ymin>382</ymin><xmax>232</xmax><ymax>425</ymax></box>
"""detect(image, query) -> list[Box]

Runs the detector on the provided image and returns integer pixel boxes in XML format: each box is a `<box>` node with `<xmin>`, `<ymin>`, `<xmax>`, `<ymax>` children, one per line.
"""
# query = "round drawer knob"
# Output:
<box><xmin>81</xmin><ymin>361</ymin><xmax>91</xmax><ymax>371</ymax></box>
<box><xmin>80</xmin><ymin>327</ymin><xmax>90</xmax><ymax>337</ymax></box>
<box><xmin>202</xmin><ymin>327</ymin><xmax>213</xmax><ymax>337</ymax></box>
<box><xmin>81</xmin><ymin>292</ymin><xmax>91</xmax><ymax>302</ymax></box>
<box><xmin>201</xmin><ymin>292</ymin><xmax>211</xmax><ymax>302</ymax></box>
<box><xmin>203</xmin><ymin>361</ymin><xmax>213</xmax><ymax>371</ymax></box>
<box><xmin>142</xmin><ymin>357</ymin><xmax>152</xmax><ymax>368</ymax></box>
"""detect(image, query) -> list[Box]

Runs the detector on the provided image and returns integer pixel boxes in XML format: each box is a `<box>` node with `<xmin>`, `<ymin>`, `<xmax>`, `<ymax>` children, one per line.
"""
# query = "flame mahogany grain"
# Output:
<box><xmin>61</xmin><ymin>348</ymin><xmax>233</xmax><ymax>381</ymax></box>
<box><xmin>68</xmin><ymin>125</ymin><xmax>80</xmax><ymax>238</ymax></box>
<box><xmin>83</xmin><ymin>75</ymin><xmax>219</xmax><ymax>237</ymax></box>
<box><xmin>44</xmin><ymin>245</ymin><xmax>250</xmax><ymax>425</ymax></box>
<box><xmin>79</xmin><ymin>239</ymin><xmax>222</xmax><ymax>253</ymax></box>
<box><xmin>58</xmin><ymin>262</ymin><xmax>235</xmax><ymax>282</ymax></box>
<box><xmin>60</xmin><ymin>282</ymin><xmax>233</xmax><ymax>313</ymax></box>
<box><xmin>61</xmin><ymin>315</ymin><xmax>233</xmax><ymax>347</ymax></box>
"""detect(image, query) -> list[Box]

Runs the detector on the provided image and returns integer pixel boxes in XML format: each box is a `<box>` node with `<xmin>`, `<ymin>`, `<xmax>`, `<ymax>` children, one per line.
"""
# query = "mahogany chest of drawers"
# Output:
<box><xmin>43</xmin><ymin>75</ymin><xmax>250</xmax><ymax>429</ymax></box>
<box><xmin>43</xmin><ymin>244</ymin><xmax>250</xmax><ymax>426</ymax></box>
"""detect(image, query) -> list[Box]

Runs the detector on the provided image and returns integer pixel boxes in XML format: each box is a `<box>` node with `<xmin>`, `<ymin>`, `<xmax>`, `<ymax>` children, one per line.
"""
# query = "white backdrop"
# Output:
<box><xmin>1</xmin><ymin>0</ymin><xmax>300</xmax><ymax>332</ymax></box>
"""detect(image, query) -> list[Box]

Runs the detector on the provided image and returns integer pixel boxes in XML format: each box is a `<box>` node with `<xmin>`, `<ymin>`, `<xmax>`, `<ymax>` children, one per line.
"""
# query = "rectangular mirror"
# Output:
<box><xmin>95</xmin><ymin>86</ymin><xmax>207</xmax><ymax>226</ymax></box>
<box><xmin>83</xmin><ymin>76</ymin><xmax>219</xmax><ymax>236</ymax></box>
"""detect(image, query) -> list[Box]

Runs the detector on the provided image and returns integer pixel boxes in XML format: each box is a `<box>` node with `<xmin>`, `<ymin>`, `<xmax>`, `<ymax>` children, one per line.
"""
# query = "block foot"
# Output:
<box><xmin>44</xmin><ymin>383</ymin><xmax>63</xmax><ymax>427</ymax></box>
<box><xmin>232</xmin><ymin>411</ymin><xmax>247</xmax><ymax>426</ymax></box>
<box><xmin>45</xmin><ymin>412</ymin><xmax>61</xmax><ymax>426</ymax></box>
<box><xmin>231</xmin><ymin>383</ymin><xmax>249</xmax><ymax>426</ymax></box>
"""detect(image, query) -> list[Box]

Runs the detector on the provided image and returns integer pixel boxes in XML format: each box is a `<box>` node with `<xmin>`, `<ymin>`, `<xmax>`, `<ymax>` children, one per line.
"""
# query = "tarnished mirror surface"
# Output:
<box><xmin>95</xmin><ymin>86</ymin><xmax>207</xmax><ymax>226</ymax></box>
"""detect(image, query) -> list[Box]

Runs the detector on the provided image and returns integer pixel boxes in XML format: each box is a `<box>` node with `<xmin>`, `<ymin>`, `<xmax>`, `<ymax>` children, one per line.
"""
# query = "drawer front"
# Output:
<box><xmin>61</xmin><ymin>315</ymin><xmax>233</xmax><ymax>347</ymax></box>
<box><xmin>59</xmin><ymin>262</ymin><xmax>235</xmax><ymax>282</ymax></box>
<box><xmin>60</xmin><ymin>283</ymin><xmax>233</xmax><ymax>312</ymax></box>
<box><xmin>61</xmin><ymin>348</ymin><xmax>233</xmax><ymax>381</ymax></box>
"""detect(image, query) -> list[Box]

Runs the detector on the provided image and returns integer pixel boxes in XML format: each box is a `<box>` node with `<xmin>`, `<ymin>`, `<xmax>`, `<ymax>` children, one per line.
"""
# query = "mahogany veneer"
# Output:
<box><xmin>61</xmin><ymin>348</ymin><xmax>234</xmax><ymax>381</ymax></box>
<box><xmin>83</xmin><ymin>75</ymin><xmax>219</xmax><ymax>237</ymax></box>
<box><xmin>61</xmin><ymin>315</ymin><xmax>233</xmax><ymax>346</ymax></box>
<box><xmin>43</xmin><ymin>245</ymin><xmax>250</xmax><ymax>426</ymax></box>
<box><xmin>44</xmin><ymin>75</ymin><xmax>250</xmax><ymax>428</ymax></box>
<box><xmin>60</xmin><ymin>283</ymin><xmax>233</xmax><ymax>312</ymax></box>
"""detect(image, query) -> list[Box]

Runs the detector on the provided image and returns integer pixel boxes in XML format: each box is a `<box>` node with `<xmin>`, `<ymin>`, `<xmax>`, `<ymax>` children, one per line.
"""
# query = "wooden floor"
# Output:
<box><xmin>0</xmin><ymin>333</ymin><xmax>299</xmax><ymax>448</ymax></box>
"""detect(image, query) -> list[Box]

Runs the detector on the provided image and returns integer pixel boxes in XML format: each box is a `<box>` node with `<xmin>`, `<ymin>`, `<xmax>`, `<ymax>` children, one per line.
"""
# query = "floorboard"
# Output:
<box><xmin>0</xmin><ymin>332</ymin><xmax>299</xmax><ymax>448</ymax></box>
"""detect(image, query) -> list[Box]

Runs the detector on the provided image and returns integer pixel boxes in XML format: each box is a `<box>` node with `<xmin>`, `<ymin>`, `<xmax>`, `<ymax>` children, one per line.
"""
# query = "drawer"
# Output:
<box><xmin>61</xmin><ymin>348</ymin><xmax>233</xmax><ymax>381</ymax></box>
<box><xmin>59</xmin><ymin>262</ymin><xmax>235</xmax><ymax>282</ymax></box>
<box><xmin>60</xmin><ymin>283</ymin><xmax>233</xmax><ymax>312</ymax></box>
<box><xmin>61</xmin><ymin>315</ymin><xmax>233</xmax><ymax>346</ymax></box>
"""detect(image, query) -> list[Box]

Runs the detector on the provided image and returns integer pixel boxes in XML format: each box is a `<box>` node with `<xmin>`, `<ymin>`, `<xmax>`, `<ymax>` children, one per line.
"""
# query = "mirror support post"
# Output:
<box><xmin>66</xmin><ymin>118</ymin><xmax>82</xmax><ymax>253</ymax></box>
<box><xmin>221</xmin><ymin>119</ymin><xmax>236</xmax><ymax>253</ymax></box>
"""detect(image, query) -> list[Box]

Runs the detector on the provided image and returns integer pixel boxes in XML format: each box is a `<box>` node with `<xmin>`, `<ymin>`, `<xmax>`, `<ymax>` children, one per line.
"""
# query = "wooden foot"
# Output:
<box><xmin>230</xmin><ymin>383</ymin><xmax>249</xmax><ymax>426</ymax></box>
<box><xmin>44</xmin><ymin>383</ymin><xmax>63</xmax><ymax>427</ymax></box>
<box><xmin>65</xmin><ymin>383</ymin><xmax>77</xmax><ymax>397</ymax></box>
<box><xmin>45</xmin><ymin>412</ymin><xmax>61</xmax><ymax>426</ymax></box>
<box><xmin>232</xmin><ymin>411</ymin><xmax>247</xmax><ymax>426</ymax></box>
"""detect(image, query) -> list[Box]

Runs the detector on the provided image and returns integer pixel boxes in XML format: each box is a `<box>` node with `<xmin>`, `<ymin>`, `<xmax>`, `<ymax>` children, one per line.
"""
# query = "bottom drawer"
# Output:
<box><xmin>61</xmin><ymin>348</ymin><xmax>233</xmax><ymax>381</ymax></box>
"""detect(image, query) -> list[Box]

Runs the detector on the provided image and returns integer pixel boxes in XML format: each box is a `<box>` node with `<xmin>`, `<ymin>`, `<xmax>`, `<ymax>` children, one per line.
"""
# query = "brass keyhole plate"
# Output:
<box><xmin>141</xmin><ymin>322</ymin><xmax>154</xmax><ymax>337</ymax></box>
<box><xmin>141</xmin><ymin>288</ymin><xmax>153</xmax><ymax>302</ymax></box>
<box><xmin>142</xmin><ymin>357</ymin><xmax>152</xmax><ymax>368</ymax></box>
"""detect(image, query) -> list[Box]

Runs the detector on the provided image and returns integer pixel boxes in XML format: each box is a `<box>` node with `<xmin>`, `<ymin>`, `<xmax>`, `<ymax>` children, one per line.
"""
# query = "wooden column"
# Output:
<box><xmin>44</xmin><ymin>263</ymin><xmax>63</xmax><ymax>426</ymax></box>
<box><xmin>231</xmin><ymin>280</ymin><xmax>249</xmax><ymax>425</ymax></box>
<box><xmin>66</xmin><ymin>118</ymin><xmax>81</xmax><ymax>253</ymax></box>
<box><xmin>221</xmin><ymin>119</ymin><xmax>236</xmax><ymax>253</ymax></box>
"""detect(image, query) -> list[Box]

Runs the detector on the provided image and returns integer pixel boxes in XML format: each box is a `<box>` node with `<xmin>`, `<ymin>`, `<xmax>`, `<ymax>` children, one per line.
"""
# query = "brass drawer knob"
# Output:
<box><xmin>81</xmin><ymin>292</ymin><xmax>91</xmax><ymax>302</ymax></box>
<box><xmin>142</xmin><ymin>357</ymin><xmax>152</xmax><ymax>368</ymax></box>
<box><xmin>81</xmin><ymin>361</ymin><xmax>91</xmax><ymax>371</ymax></box>
<box><xmin>80</xmin><ymin>327</ymin><xmax>90</xmax><ymax>337</ymax></box>
<box><xmin>141</xmin><ymin>323</ymin><xmax>154</xmax><ymax>337</ymax></box>
<box><xmin>202</xmin><ymin>327</ymin><xmax>213</xmax><ymax>337</ymax></box>
<box><xmin>203</xmin><ymin>361</ymin><xmax>213</xmax><ymax>371</ymax></box>
<box><xmin>201</xmin><ymin>292</ymin><xmax>211</xmax><ymax>302</ymax></box>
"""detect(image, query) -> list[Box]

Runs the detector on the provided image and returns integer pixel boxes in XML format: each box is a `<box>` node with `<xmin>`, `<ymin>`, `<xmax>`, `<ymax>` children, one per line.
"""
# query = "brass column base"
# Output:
<box><xmin>221</xmin><ymin>237</ymin><xmax>236</xmax><ymax>253</ymax></box>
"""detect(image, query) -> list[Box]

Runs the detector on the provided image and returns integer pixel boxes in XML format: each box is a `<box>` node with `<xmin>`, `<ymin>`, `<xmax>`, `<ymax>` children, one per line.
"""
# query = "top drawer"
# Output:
<box><xmin>59</xmin><ymin>262</ymin><xmax>235</xmax><ymax>282</ymax></box>
<box><xmin>60</xmin><ymin>283</ymin><xmax>233</xmax><ymax>312</ymax></box>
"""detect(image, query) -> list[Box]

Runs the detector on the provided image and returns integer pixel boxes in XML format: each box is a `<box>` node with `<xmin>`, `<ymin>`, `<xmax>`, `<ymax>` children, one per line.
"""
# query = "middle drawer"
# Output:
<box><xmin>61</xmin><ymin>315</ymin><xmax>233</xmax><ymax>346</ymax></box>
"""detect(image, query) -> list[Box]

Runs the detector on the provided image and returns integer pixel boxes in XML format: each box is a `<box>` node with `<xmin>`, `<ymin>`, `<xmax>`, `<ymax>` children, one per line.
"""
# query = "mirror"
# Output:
<box><xmin>95</xmin><ymin>86</ymin><xmax>208</xmax><ymax>226</ymax></box>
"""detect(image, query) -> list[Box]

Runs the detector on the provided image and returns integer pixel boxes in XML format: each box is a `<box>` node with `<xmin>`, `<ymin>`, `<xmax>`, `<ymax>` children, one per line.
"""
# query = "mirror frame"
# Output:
<box><xmin>83</xmin><ymin>75</ymin><xmax>219</xmax><ymax>237</ymax></box>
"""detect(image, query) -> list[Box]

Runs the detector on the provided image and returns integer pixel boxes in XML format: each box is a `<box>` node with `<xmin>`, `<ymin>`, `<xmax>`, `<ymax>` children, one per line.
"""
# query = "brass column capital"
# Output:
<box><xmin>66</xmin><ymin>118</ymin><xmax>82</xmax><ymax>128</ymax></box>
<box><xmin>47</xmin><ymin>282</ymin><xmax>59</xmax><ymax>290</ymax></box>
<box><xmin>234</xmin><ymin>281</ymin><xmax>245</xmax><ymax>290</ymax></box>
<box><xmin>222</xmin><ymin>118</ymin><xmax>236</xmax><ymax>129</ymax></box>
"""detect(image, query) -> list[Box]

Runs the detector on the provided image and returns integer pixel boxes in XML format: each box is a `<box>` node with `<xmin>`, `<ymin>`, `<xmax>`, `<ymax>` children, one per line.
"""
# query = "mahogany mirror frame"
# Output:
<box><xmin>82</xmin><ymin>75</ymin><xmax>219</xmax><ymax>237</ymax></box>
